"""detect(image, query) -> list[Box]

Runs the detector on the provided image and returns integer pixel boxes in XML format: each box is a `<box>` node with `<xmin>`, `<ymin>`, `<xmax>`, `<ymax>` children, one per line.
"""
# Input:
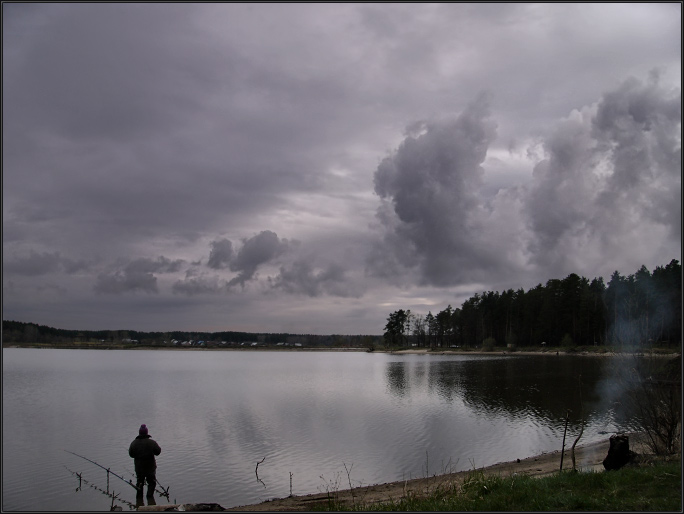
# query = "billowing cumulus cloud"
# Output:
<box><xmin>592</xmin><ymin>74</ymin><xmax>681</xmax><ymax>235</ymax></box>
<box><xmin>370</xmin><ymin>94</ymin><xmax>502</xmax><ymax>285</ymax></box>
<box><xmin>371</xmin><ymin>76</ymin><xmax>681</xmax><ymax>288</ymax></box>
<box><xmin>524</xmin><ymin>75</ymin><xmax>681</xmax><ymax>275</ymax></box>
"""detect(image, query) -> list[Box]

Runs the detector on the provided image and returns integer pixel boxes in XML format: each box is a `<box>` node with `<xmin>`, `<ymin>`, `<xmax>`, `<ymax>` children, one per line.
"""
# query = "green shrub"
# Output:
<box><xmin>482</xmin><ymin>338</ymin><xmax>496</xmax><ymax>351</ymax></box>
<box><xmin>561</xmin><ymin>333</ymin><xmax>574</xmax><ymax>347</ymax></box>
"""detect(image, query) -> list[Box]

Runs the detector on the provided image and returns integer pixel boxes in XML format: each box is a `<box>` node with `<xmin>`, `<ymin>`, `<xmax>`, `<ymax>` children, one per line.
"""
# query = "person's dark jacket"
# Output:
<box><xmin>129</xmin><ymin>435</ymin><xmax>161</xmax><ymax>475</ymax></box>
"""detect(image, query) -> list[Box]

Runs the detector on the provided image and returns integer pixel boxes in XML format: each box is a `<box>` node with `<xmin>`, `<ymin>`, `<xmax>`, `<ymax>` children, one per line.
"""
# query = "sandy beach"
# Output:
<box><xmin>220</xmin><ymin>433</ymin><xmax>650</xmax><ymax>511</ymax></box>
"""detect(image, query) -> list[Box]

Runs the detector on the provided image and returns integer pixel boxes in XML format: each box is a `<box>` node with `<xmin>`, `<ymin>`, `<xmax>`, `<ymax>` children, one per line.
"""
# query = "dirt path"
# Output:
<box><xmin>220</xmin><ymin>434</ymin><xmax>649</xmax><ymax>511</ymax></box>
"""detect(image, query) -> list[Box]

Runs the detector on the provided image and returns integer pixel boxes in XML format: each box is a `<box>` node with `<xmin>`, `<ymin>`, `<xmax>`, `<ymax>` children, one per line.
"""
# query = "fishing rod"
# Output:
<box><xmin>64</xmin><ymin>450</ymin><xmax>140</xmax><ymax>492</ymax></box>
<box><xmin>64</xmin><ymin>465</ymin><xmax>137</xmax><ymax>510</ymax></box>
<box><xmin>64</xmin><ymin>450</ymin><xmax>170</xmax><ymax>497</ymax></box>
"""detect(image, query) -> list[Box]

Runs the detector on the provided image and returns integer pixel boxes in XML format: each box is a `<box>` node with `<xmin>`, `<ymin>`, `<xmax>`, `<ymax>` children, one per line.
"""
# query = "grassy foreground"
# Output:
<box><xmin>321</xmin><ymin>458</ymin><xmax>681</xmax><ymax>512</ymax></box>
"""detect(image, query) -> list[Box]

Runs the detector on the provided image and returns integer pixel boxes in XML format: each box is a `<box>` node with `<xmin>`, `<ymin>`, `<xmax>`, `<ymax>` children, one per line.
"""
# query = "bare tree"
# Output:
<box><xmin>615</xmin><ymin>354</ymin><xmax>681</xmax><ymax>455</ymax></box>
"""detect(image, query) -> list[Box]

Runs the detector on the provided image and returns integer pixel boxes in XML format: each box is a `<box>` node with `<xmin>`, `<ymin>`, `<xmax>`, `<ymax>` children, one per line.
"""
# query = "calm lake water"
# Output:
<box><xmin>2</xmin><ymin>348</ymin><xmax>634</xmax><ymax>511</ymax></box>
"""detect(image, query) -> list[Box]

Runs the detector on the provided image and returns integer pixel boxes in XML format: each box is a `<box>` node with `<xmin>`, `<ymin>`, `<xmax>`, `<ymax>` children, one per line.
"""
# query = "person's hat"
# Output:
<box><xmin>139</xmin><ymin>424</ymin><xmax>148</xmax><ymax>436</ymax></box>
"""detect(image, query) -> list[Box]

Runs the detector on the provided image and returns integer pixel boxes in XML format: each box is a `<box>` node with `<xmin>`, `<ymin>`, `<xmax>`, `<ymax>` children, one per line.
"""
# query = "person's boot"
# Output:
<box><xmin>135</xmin><ymin>486</ymin><xmax>144</xmax><ymax>508</ymax></box>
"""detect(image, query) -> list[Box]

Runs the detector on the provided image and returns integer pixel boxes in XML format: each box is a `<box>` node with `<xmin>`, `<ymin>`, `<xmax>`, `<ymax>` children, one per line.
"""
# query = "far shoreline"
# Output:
<box><xmin>3</xmin><ymin>342</ymin><xmax>680</xmax><ymax>359</ymax></box>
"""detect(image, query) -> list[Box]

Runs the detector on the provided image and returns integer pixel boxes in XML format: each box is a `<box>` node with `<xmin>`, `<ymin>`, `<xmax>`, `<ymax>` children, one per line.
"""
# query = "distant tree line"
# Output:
<box><xmin>384</xmin><ymin>259</ymin><xmax>681</xmax><ymax>349</ymax></box>
<box><xmin>1</xmin><ymin>321</ymin><xmax>382</xmax><ymax>348</ymax></box>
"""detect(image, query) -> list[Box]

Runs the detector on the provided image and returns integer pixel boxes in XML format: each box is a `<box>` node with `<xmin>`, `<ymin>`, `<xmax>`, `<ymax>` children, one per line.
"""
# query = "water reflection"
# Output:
<box><xmin>385</xmin><ymin>355</ymin><xmax>628</xmax><ymax>431</ymax></box>
<box><xmin>385</xmin><ymin>361</ymin><xmax>409</xmax><ymax>396</ymax></box>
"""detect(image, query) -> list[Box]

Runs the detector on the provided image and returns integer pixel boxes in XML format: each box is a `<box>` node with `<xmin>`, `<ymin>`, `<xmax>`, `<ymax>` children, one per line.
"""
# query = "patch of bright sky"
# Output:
<box><xmin>480</xmin><ymin>146</ymin><xmax>536</xmax><ymax>199</ymax></box>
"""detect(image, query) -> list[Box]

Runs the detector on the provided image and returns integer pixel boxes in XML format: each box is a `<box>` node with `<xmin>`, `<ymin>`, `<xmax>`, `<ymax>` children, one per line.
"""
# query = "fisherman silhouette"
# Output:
<box><xmin>128</xmin><ymin>424</ymin><xmax>161</xmax><ymax>500</ymax></box>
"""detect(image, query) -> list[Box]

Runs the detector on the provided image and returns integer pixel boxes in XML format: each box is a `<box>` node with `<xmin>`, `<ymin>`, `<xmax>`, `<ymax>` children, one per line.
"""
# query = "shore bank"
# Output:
<box><xmin>387</xmin><ymin>348</ymin><xmax>680</xmax><ymax>358</ymax></box>
<box><xmin>221</xmin><ymin>434</ymin><xmax>650</xmax><ymax>511</ymax></box>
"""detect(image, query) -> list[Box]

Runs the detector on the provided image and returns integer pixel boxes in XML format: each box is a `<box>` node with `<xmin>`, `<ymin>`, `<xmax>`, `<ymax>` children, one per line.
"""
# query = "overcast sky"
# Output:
<box><xmin>3</xmin><ymin>3</ymin><xmax>681</xmax><ymax>335</ymax></box>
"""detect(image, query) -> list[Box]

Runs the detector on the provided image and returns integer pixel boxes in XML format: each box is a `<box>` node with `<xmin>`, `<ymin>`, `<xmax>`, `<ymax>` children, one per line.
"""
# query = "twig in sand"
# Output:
<box><xmin>571</xmin><ymin>375</ymin><xmax>585</xmax><ymax>471</ymax></box>
<box><xmin>560</xmin><ymin>410</ymin><xmax>570</xmax><ymax>472</ymax></box>
<box><xmin>343</xmin><ymin>463</ymin><xmax>356</xmax><ymax>509</ymax></box>
<box><xmin>255</xmin><ymin>457</ymin><xmax>266</xmax><ymax>488</ymax></box>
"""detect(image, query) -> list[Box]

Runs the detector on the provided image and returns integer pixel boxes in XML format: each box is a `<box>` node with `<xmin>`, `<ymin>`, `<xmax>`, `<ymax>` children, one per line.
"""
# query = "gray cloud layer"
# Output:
<box><xmin>3</xmin><ymin>3</ymin><xmax>680</xmax><ymax>333</ymax></box>
<box><xmin>3</xmin><ymin>250</ymin><xmax>90</xmax><ymax>276</ymax></box>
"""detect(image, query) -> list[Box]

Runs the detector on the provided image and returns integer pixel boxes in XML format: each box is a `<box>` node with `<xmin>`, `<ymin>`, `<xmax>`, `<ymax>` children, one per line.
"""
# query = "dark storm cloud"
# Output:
<box><xmin>174</xmin><ymin>231</ymin><xmax>359</xmax><ymax>296</ymax></box>
<box><xmin>207</xmin><ymin>239</ymin><xmax>234</xmax><ymax>270</ymax></box>
<box><xmin>227</xmin><ymin>231</ymin><xmax>290</xmax><ymax>288</ymax></box>
<box><xmin>172</xmin><ymin>274</ymin><xmax>224</xmax><ymax>296</ymax></box>
<box><xmin>94</xmin><ymin>270</ymin><xmax>158</xmax><ymax>295</ymax></box>
<box><xmin>370</xmin><ymin>94</ymin><xmax>499</xmax><ymax>285</ymax></box>
<box><xmin>174</xmin><ymin>232</ymin><xmax>291</xmax><ymax>293</ymax></box>
<box><xmin>172</xmin><ymin>231</ymin><xmax>363</xmax><ymax>297</ymax></box>
<box><xmin>125</xmin><ymin>256</ymin><xmax>185</xmax><ymax>274</ymax></box>
<box><xmin>93</xmin><ymin>256</ymin><xmax>184</xmax><ymax>294</ymax></box>
<box><xmin>270</xmin><ymin>260</ymin><xmax>362</xmax><ymax>298</ymax></box>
